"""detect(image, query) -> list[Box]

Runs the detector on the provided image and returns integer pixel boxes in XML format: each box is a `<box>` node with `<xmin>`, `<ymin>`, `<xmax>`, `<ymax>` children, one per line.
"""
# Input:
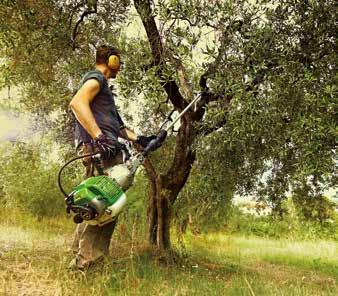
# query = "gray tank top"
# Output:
<box><xmin>74</xmin><ymin>70</ymin><xmax>124</xmax><ymax>145</ymax></box>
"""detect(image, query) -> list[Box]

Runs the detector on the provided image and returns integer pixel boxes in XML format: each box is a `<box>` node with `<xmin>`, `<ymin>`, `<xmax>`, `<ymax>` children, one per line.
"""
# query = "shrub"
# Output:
<box><xmin>0</xmin><ymin>141</ymin><xmax>80</xmax><ymax>218</ymax></box>
<box><xmin>226</xmin><ymin>205</ymin><xmax>338</xmax><ymax>241</ymax></box>
<box><xmin>292</xmin><ymin>194</ymin><xmax>336</xmax><ymax>224</ymax></box>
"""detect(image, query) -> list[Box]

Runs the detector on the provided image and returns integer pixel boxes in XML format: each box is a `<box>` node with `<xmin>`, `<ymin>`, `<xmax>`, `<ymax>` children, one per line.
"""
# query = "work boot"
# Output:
<box><xmin>68</xmin><ymin>255</ymin><xmax>104</xmax><ymax>271</ymax></box>
<box><xmin>68</xmin><ymin>257</ymin><xmax>84</xmax><ymax>271</ymax></box>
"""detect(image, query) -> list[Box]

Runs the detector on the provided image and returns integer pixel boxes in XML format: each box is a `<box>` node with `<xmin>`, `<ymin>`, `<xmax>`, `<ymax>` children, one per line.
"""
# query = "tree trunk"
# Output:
<box><xmin>144</xmin><ymin>115</ymin><xmax>196</xmax><ymax>250</ymax></box>
<box><xmin>134</xmin><ymin>0</ymin><xmax>202</xmax><ymax>250</ymax></box>
<box><xmin>143</xmin><ymin>158</ymin><xmax>158</xmax><ymax>245</ymax></box>
<box><xmin>156</xmin><ymin>176</ymin><xmax>171</xmax><ymax>249</ymax></box>
<box><xmin>146</xmin><ymin>174</ymin><xmax>172</xmax><ymax>249</ymax></box>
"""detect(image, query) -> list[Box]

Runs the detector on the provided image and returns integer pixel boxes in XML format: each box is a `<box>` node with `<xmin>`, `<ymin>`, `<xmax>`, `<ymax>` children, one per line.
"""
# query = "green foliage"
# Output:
<box><xmin>193</xmin><ymin>0</ymin><xmax>336</xmax><ymax>210</ymax></box>
<box><xmin>174</xmin><ymin>164</ymin><xmax>234</xmax><ymax>233</ymax></box>
<box><xmin>0</xmin><ymin>140</ymin><xmax>80</xmax><ymax>218</ymax></box>
<box><xmin>293</xmin><ymin>194</ymin><xmax>336</xmax><ymax>224</ymax></box>
<box><xmin>226</xmin><ymin>205</ymin><xmax>338</xmax><ymax>241</ymax></box>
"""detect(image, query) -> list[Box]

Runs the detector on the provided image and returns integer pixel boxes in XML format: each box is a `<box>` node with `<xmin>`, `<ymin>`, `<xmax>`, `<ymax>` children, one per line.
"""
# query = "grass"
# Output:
<box><xmin>185</xmin><ymin>233</ymin><xmax>338</xmax><ymax>277</ymax></box>
<box><xmin>0</xmin><ymin>215</ymin><xmax>337</xmax><ymax>296</ymax></box>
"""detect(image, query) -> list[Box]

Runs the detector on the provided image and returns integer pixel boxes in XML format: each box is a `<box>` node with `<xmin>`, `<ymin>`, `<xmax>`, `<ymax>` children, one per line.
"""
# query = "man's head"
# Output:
<box><xmin>95</xmin><ymin>45</ymin><xmax>121</xmax><ymax>78</ymax></box>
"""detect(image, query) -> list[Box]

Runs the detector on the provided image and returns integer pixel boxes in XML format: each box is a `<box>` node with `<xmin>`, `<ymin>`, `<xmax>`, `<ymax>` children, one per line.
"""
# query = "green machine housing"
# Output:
<box><xmin>67</xmin><ymin>174</ymin><xmax>128</xmax><ymax>226</ymax></box>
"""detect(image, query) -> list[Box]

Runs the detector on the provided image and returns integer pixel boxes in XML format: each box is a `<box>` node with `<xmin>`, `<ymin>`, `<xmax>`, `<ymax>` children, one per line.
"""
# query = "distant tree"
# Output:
<box><xmin>0</xmin><ymin>0</ymin><xmax>335</xmax><ymax>249</ymax></box>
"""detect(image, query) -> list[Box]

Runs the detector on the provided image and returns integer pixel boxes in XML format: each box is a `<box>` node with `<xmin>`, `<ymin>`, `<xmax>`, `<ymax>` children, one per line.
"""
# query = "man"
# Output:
<box><xmin>69</xmin><ymin>45</ymin><xmax>155</xmax><ymax>270</ymax></box>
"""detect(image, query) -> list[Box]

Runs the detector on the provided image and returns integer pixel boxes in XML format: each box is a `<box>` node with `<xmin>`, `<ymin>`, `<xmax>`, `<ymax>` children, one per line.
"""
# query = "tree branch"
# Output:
<box><xmin>198</xmin><ymin>116</ymin><xmax>228</xmax><ymax>137</ymax></box>
<box><xmin>134</xmin><ymin>0</ymin><xmax>164</xmax><ymax>65</ymax></box>
<box><xmin>71</xmin><ymin>1</ymin><xmax>97</xmax><ymax>50</ymax></box>
<box><xmin>143</xmin><ymin>157</ymin><xmax>157</xmax><ymax>183</ymax></box>
<box><xmin>176</xmin><ymin>63</ymin><xmax>194</xmax><ymax>101</ymax></box>
<box><xmin>193</xmin><ymin>20</ymin><xmax>245</xmax><ymax>119</ymax></box>
<box><xmin>68</xmin><ymin>2</ymin><xmax>85</xmax><ymax>32</ymax></box>
<box><xmin>134</xmin><ymin>0</ymin><xmax>188</xmax><ymax>111</ymax></box>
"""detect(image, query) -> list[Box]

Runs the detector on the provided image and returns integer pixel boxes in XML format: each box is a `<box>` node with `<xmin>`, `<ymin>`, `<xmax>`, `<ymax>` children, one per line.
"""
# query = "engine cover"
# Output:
<box><xmin>70</xmin><ymin>175</ymin><xmax>127</xmax><ymax>226</ymax></box>
<box><xmin>67</xmin><ymin>158</ymin><xmax>141</xmax><ymax>226</ymax></box>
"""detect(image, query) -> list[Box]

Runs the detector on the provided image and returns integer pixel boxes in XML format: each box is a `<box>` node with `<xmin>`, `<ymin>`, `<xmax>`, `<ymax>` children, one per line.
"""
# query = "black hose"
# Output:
<box><xmin>57</xmin><ymin>153</ymin><xmax>98</xmax><ymax>198</ymax></box>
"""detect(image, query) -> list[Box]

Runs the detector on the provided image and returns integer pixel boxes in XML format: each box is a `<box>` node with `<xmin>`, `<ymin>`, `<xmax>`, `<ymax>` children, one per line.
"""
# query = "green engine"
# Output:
<box><xmin>72</xmin><ymin>176</ymin><xmax>124</xmax><ymax>208</ymax></box>
<box><xmin>65</xmin><ymin>161</ymin><xmax>139</xmax><ymax>226</ymax></box>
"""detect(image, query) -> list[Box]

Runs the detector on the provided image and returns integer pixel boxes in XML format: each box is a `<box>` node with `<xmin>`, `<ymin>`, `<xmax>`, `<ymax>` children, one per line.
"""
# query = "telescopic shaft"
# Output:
<box><xmin>164</xmin><ymin>94</ymin><xmax>201</xmax><ymax>132</ymax></box>
<box><xmin>142</xmin><ymin>94</ymin><xmax>202</xmax><ymax>156</ymax></box>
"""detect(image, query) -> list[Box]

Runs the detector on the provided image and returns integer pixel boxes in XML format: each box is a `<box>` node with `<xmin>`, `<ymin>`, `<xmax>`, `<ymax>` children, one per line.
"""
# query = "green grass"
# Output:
<box><xmin>185</xmin><ymin>233</ymin><xmax>338</xmax><ymax>277</ymax></box>
<box><xmin>0</xmin><ymin>216</ymin><xmax>337</xmax><ymax>296</ymax></box>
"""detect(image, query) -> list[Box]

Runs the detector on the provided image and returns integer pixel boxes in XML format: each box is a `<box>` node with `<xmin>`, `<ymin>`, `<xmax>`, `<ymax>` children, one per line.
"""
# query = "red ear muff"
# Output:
<box><xmin>108</xmin><ymin>55</ymin><xmax>120</xmax><ymax>70</ymax></box>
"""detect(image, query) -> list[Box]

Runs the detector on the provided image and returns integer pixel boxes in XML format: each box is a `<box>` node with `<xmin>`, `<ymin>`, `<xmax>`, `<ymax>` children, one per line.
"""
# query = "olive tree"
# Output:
<box><xmin>1</xmin><ymin>0</ymin><xmax>335</xmax><ymax>250</ymax></box>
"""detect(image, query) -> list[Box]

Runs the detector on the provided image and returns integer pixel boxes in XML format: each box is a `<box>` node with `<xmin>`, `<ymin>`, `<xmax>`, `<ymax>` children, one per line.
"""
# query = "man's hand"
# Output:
<box><xmin>94</xmin><ymin>134</ymin><xmax>125</xmax><ymax>161</ymax></box>
<box><xmin>136</xmin><ymin>135</ymin><xmax>157</xmax><ymax>148</ymax></box>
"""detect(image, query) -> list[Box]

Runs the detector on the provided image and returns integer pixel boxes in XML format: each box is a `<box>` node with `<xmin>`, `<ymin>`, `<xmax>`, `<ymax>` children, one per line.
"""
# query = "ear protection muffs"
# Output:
<box><xmin>107</xmin><ymin>54</ymin><xmax>120</xmax><ymax>70</ymax></box>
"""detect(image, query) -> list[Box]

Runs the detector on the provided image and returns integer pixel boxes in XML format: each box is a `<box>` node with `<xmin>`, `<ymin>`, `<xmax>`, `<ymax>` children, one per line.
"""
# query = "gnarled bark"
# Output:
<box><xmin>143</xmin><ymin>113</ymin><xmax>195</xmax><ymax>249</ymax></box>
<box><xmin>134</xmin><ymin>0</ymin><xmax>224</xmax><ymax>250</ymax></box>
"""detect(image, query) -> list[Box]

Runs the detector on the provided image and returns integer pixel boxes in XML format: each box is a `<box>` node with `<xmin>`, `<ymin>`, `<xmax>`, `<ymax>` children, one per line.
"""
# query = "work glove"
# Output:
<box><xmin>94</xmin><ymin>134</ymin><xmax>126</xmax><ymax>161</ymax></box>
<box><xmin>135</xmin><ymin>135</ymin><xmax>157</xmax><ymax>148</ymax></box>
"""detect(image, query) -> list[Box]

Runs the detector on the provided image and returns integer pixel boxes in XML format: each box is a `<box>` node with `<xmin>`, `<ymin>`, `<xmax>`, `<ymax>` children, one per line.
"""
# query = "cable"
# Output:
<box><xmin>57</xmin><ymin>153</ymin><xmax>98</xmax><ymax>198</ymax></box>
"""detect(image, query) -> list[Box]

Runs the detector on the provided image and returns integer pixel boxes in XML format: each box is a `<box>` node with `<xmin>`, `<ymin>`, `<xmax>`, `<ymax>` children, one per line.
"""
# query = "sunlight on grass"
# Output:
<box><xmin>0</xmin><ymin>224</ymin><xmax>67</xmax><ymax>251</ymax></box>
<box><xmin>0</xmin><ymin>219</ymin><xmax>337</xmax><ymax>296</ymax></box>
<box><xmin>185</xmin><ymin>232</ymin><xmax>338</xmax><ymax>277</ymax></box>
<box><xmin>204</xmin><ymin>233</ymin><xmax>337</xmax><ymax>261</ymax></box>
<box><xmin>0</xmin><ymin>225</ymin><xmax>36</xmax><ymax>247</ymax></box>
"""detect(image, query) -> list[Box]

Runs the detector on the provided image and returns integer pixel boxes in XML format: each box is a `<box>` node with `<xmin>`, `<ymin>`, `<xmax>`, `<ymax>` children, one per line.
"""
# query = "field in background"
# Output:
<box><xmin>0</xmin><ymin>214</ymin><xmax>337</xmax><ymax>296</ymax></box>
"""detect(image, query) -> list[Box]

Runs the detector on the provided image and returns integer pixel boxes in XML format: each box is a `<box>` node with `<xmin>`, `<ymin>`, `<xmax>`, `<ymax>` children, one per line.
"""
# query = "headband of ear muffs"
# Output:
<box><xmin>107</xmin><ymin>54</ymin><xmax>120</xmax><ymax>70</ymax></box>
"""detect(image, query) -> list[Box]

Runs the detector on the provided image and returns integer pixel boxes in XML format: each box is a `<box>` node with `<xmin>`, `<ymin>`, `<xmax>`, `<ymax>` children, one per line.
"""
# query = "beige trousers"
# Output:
<box><xmin>71</xmin><ymin>143</ymin><xmax>123</xmax><ymax>268</ymax></box>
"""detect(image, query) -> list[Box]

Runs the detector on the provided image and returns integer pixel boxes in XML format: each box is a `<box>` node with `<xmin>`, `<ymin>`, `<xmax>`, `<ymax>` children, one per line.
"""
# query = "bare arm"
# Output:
<box><xmin>119</xmin><ymin>127</ymin><xmax>138</xmax><ymax>142</ymax></box>
<box><xmin>69</xmin><ymin>79</ymin><xmax>102</xmax><ymax>139</ymax></box>
<box><xmin>120</xmin><ymin>127</ymin><xmax>158</xmax><ymax>151</ymax></box>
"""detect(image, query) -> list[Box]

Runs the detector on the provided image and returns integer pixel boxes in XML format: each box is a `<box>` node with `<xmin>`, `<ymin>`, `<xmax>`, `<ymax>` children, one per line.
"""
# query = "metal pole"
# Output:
<box><xmin>165</xmin><ymin>94</ymin><xmax>201</xmax><ymax>132</ymax></box>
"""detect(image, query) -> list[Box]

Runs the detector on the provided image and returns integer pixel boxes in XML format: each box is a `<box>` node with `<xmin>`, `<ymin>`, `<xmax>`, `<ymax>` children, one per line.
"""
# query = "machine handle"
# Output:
<box><xmin>143</xmin><ymin>130</ymin><xmax>167</xmax><ymax>156</ymax></box>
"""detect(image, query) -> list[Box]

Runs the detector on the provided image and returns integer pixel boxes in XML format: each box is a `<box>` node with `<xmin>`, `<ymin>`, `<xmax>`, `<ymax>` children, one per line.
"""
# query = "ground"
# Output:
<box><xmin>0</xmin><ymin>217</ymin><xmax>337</xmax><ymax>296</ymax></box>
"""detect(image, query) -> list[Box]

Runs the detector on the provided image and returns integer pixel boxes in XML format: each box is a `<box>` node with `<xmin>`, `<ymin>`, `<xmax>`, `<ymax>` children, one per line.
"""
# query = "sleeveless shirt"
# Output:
<box><xmin>74</xmin><ymin>70</ymin><xmax>124</xmax><ymax>145</ymax></box>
